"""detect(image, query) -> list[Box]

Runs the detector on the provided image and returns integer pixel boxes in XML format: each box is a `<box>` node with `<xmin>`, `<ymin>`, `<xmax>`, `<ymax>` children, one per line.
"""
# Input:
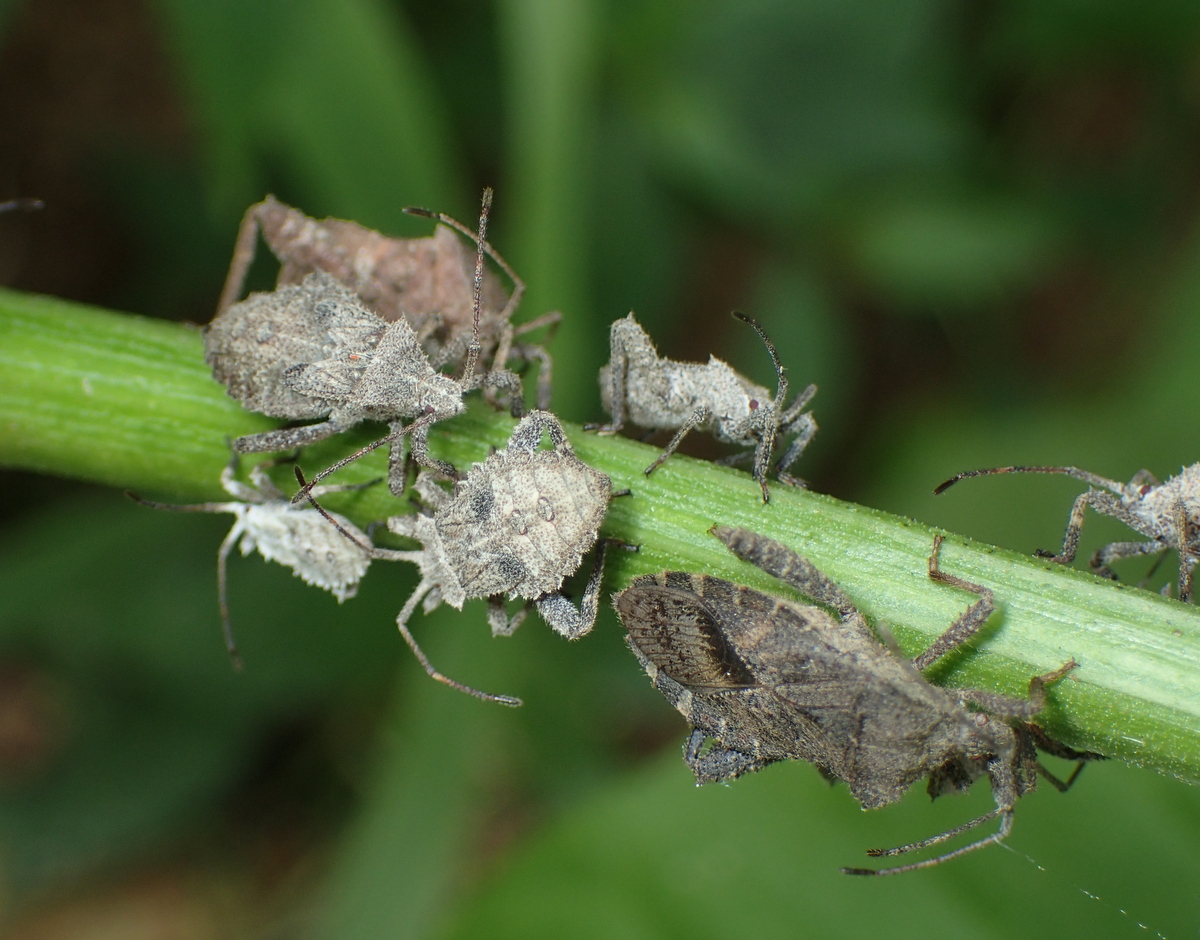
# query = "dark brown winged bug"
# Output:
<box><xmin>615</xmin><ymin>526</ymin><xmax>1096</xmax><ymax>875</ymax></box>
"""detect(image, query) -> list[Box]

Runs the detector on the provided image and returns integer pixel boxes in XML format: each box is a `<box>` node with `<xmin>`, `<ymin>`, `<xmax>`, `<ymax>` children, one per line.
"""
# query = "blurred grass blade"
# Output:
<box><xmin>497</xmin><ymin>0</ymin><xmax>601</xmax><ymax>421</ymax></box>
<box><xmin>152</xmin><ymin>0</ymin><xmax>460</xmax><ymax>227</ymax></box>
<box><xmin>318</xmin><ymin>621</ymin><xmax>516</xmax><ymax>940</ymax></box>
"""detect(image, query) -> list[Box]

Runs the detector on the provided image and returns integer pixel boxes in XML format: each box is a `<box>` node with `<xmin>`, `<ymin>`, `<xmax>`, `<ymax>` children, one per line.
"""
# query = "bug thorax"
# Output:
<box><xmin>1132</xmin><ymin>464</ymin><xmax>1200</xmax><ymax>541</ymax></box>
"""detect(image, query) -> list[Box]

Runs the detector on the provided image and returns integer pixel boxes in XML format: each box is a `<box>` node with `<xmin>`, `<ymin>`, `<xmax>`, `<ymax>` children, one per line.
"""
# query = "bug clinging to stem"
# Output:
<box><xmin>296</xmin><ymin>409</ymin><xmax>621</xmax><ymax>707</ymax></box>
<box><xmin>591</xmin><ymin>310</ymin><xmax>817</xmax><ymax>502</ymax></box>
<box><xmin>616</xmin><ymin>526</ymin><xmax>1096</xmax><ymax>875</ymax></box>
<box><xmin>206</xmin><ymin>189</ymin><xmax>524</xmax><ymax>498</ymax></box>
<box><xmin>936</xmin><ymin>462</ymin><xmax>1200</xmax><ymax>602</ymax></box>
<box><xmin>126</xmin><ymin>455</ymin><xmax>376</xmax><ymax>668</ymax></box>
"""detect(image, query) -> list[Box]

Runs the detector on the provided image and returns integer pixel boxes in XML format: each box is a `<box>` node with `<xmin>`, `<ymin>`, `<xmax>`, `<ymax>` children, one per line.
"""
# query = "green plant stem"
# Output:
<box><xmin>2</xmin><ymin>287</ymin><xmax>1200</xmax><ymax>781</ymax></box>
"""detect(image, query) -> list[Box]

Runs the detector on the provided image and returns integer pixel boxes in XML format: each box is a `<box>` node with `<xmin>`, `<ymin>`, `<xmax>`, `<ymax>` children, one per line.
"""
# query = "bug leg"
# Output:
<box><xmin>846</xmin><ymin>748</ymin><xmax>1018</xmax><ymax>876</ymax></box>
<box><xmin>488</xmin><ymin>595</ymin><xmax>530</xmax><ymax>637</ymax></box>
<box><xmin>1176</xmin><ymin>499</ymin><xmax>1197</xmax><ymax>603</ymax></box>
<box><xmin>912</xmin><ymin>535</ymin><xmax>996</xmax><ymax>672</ymax></box>
<box><xmin>397</xmin><ymin>578</ymin><xmax>522</xmax><ymax>707</ymax></box>
<box><xmin>711</xmin><ymin>526</ymin><xmax>858</xmax><ymax>617</ymax></box>
<box><xmin>1129</xmin><ymin>468</ymin><xmax>1161</xmax><ymax>488</ymax></box>
<box><xmin>1036</xmin><ymin>489</ymin><xmax>1136</xmax><ymax>565</ymax></box>
<box><xmin>512</xmin><ymin>342</ymin><xmax>554</xmax><ymax>411</ymax></box>
<box><xmin>1089</xmin><ymin>539</ymin><xmax>1166</xmax><ymax>581</ymax></box>
<box><xmin>216</xmin><ymin>519</ymin><xmax>246</xmax><ymax>670</ymax></box>
<box><xmin>513</xmin><ymin>309</ymin><xmax>562</xmax><ymax>341</ymax></box>
<box><xmin>645</xmin><ymin>406</ymin><xmax>710</xmax><ymax>476</ymax></box>
<box><xmin>234</xmin><ymin>420</ymin><xmax>344</xmax><ymax>455</ymax></box>
<box><xmin>1020</xmin><ymin>722</ymin><xmax>1103</xmax><ymax>792</ymax></box>
<box><xmin>772</xmin><ymin>409</ymin><xmax>818</xmax><ymax>480</ymax></box>
<box><xmin>401</xmin><ymin>417</ymin><xmax>461</xmax><ymax>487</ymax></box>
<box><xmin>953</xmin><ymin>660</ymin><xmax>1077</xmax><ymax>720</ymax></box>
<box><xmin>534</xmin><ymin>539</ymin><xmax>614</xmax><ymax>639</ymax></box>
<box><xmin>216</xmin><ymin>201</ymin><xmax>264</xmax><ymax>313</ymax></box>
<box><xmin>683</xmin><ymin>729</ymin><xmax>771</xmax><ymax>784</ymax></box>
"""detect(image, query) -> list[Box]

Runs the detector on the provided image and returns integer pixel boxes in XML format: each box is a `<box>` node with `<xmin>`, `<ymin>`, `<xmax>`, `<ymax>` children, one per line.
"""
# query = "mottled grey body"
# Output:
<box><xmin>217</xmin><ymin>195</ymin><xmax>557</xmax><ymax>406</ymax></box>
<box><xmin>206</xmin><ymin>271</ymin><xmax>479</xmax><ymax>490</ymax></box>
<box><xmin>127</xmin><ymin>458</ymin><xmax>372</xmax><ymax>666</ymax></box>
<box><xmin>310</xmin><ymin>411</ymin><xmax>614</xmax><ymax>705</ymax></box>
<box><xmin>616</xmin><ymin>526</ymin><xmax>1092</xmax><ymax>874</ymax></box>
<box><xmin>594</xmin><ymin>313</ymin><xmax>816</xmax><ymax>501</ymax></box>
<box><xmin>936</xmin><ymin>462</ymin><xmax>1200</xmax><ymax>601</ymax></box>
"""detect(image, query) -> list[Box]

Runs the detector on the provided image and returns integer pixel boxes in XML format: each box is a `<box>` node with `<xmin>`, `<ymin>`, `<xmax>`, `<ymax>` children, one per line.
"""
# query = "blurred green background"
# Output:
<box><xmin>2</xmin><ymin>0</ymin><xmax>1200</xmax><ymax>936</ymax></box>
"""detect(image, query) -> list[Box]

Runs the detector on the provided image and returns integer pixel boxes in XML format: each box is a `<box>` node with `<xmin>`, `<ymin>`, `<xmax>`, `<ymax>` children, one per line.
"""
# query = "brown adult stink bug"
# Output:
<box><xmin>206</xmin><ymin>191</ymin><xmax>523</xmax><ymax>494</ymax></box>
<box><xmin>615</xmin><ymin>527</ymin><xmax>1095</xmax><ymax>875</ymax></box>
<box><xmin>217</xmin><ymin>194</ymin><xmax>559</xmax><ymax>408</ymax></box>
<box><xmin>590</xmin><ymin>312</ymin><xmax>817</xmax><ymax>502</ymax></box>
<box><xmin>126</xmin><ymin>456</ymin><xmax>375</xmax><ymax>668</ymax></box>
<box><xmin>935</xmin><ymin>463</ymin><xmax>1200</xmax><ymax>602</ymax></box>
<box><xmin>300</xmin><ymin>410</ymin><xmax>621</xmax><ymax>706</ymax></box>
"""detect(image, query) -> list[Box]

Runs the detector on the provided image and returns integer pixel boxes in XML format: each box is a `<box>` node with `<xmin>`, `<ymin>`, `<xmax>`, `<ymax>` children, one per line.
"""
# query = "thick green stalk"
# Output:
<box><xmin>2</xmin><ymin>287</ymin><xmax>1199</xmax><ymax>780</ymax></box>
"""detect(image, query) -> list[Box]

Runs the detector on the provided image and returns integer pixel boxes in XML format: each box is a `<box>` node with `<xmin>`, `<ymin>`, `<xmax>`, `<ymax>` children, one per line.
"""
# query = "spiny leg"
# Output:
<box><xmin>512</xmin><ymin>342</ymin><xmax>554</xmax><ymax>411</ymax></box>
<box><xmin>645</xmin><ymin>406</ymin><xmax>710</xmax><ymax>476</ymax></box>
<box><xmin>1176</xmin><ymin>499</ymin><xmax>1196</xmax><ymax>602</ymax></box>
<box><xmin>586</xmin><ymin>343</ymin><xmax>629</xmax><ymax>435</ymax></box>
<box><xmin>773</xmin><ymin>411</ymin><xmax>818</xmax><ymax>484</ymax></box>
<box><xmin>290</xmin><ymin>411</ymin><xmax>443</xmax><ymax>503</ymax></box>
<box><xmin>1020</xmin><ymin>723</ymin><xmax>1102</xmax><ymax>791</ymax></box>
<box><xmin>1090</xmin><ymin>539</ymin><xmax>1166</xmax><ymax>581</ymax></box>
<box><xmin>234</xmin><ymin>419</ymin><xmax>344</xmax><ymax>455</ymax></box>
<box><xmin>953</xmin><ymin>660</ymin><xmax>1078</xmax><ymax>721</ymax></box>
<box><xmin>396</xmin><ymin>578</ymin><xmax>522</xmax><ymax>707</ymax></box>
<box><xmin>683</xmin><ymin>729</ymin><xmax>771</xmax><ymax>784</ymax></box>
<box><xmin>535</xmin><ymin>539</ymin><xmax>627</xmax><ymax>640</ymax></box>
<box><xmin>711</xmin><ymin>525</ymin><xmax>858</xmax><ymax>617</ymax></box>
<box><xmin>912</xmin><ymin>535</ymin><xmax>996</xmax><ymax>672</ymax></box>
<box><xmin>1036</xmin><ymin>489</ymin><xmax>1141</xmax><ymax>566</ymax></box>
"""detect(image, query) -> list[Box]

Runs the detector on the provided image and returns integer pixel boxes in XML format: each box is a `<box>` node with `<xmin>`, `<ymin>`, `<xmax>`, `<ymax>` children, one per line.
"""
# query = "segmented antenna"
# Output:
<box><xmin>461</xmin><ymin>187</ymin><xmax>492</xmax><ymax>385</ymax></box>
<box><xmin>732</xmin><ymin>311</ymin><xmax>788</xmax><ymax>410</ymax></box>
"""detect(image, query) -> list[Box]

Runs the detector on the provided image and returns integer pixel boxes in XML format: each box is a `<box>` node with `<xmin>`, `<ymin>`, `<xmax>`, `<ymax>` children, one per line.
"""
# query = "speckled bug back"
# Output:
<box><xmin>437</xmin><ymin>444</ymin><xmax>611</xmax><ymax>600</ymax></box>
<box><xmin>205</xmin><ymin>272</ymin><xmax>380</xmax><ymax>420</ymax></box>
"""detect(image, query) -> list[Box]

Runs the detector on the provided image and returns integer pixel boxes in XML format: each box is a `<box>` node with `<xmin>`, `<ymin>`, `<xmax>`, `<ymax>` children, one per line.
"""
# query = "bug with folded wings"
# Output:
<box><xmin>616</xmin><ymin>526</ymin><xmax>1098</xmax><ymax>875</ymax></box>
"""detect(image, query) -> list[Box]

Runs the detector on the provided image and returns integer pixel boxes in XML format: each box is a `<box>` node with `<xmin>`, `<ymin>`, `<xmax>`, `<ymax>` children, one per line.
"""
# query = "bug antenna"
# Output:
<box><xmin>403</xmin><ymin>201</ymin><xmax>525</xmax><ymax>304</ymax></box>
<box><xmin>292</xmin><ymin>467</ymin><xmax>380</xmax><ymax>554</ymax></box>
<box><xmin>732</xmin><ymin>311</ymin><xmax>788</xmax><ymax>409</ymax></box>
<box><xmin>125</xmin><ymin>490</ymin><xmax>230</xmax><ymax>514</ymax></box>
<box><xmin>934</xmin><ymin>465</ymin><xmax>1076</xmax><ymax>496</ymax></box>
<box><xmin>461</xmin><ymin>188</ymin><xmax>492</xmax><ymax>384</ymax></box>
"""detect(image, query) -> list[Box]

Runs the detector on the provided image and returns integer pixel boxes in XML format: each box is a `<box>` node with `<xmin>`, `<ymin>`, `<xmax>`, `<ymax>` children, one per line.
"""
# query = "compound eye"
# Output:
<box><xmin>748</xmin><ymin>399</ymin><xmax>759</xmax><ymax>410</ymax></box>
<box><xmin>1139</xmin><ymin>485</ymin><xmax>1153</xmax><ymax>496</ymax></box>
